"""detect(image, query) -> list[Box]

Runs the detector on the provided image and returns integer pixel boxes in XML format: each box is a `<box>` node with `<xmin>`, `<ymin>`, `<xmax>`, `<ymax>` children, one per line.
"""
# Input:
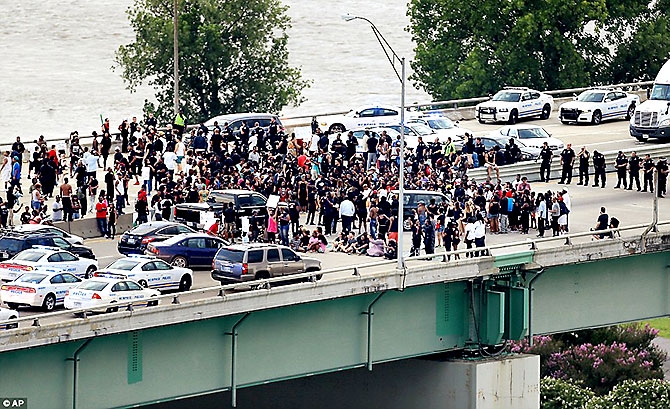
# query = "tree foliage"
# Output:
<box><xmin>116</xmin><ymin>0</ymin><xmax>309</xmax><ymax>124</ymax></box>
<box><xmin>408</xmin><ymin>0</ymin><xmax>670</xmax><ymax>100</ymax></box>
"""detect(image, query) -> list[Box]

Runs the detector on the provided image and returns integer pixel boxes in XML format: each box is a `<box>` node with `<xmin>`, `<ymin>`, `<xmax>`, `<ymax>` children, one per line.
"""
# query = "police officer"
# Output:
<box><xmin>577</xmin><ymin>146</ymin><xmax>590</xmax><ymax>186</ymax></box>
<box><xmin>657</xmin><ymin>157</ymin><xmax>669</xmax><ymax>198</ymax></box>
<box><xmin>538</xmin><ymin>142</ymin><xmax>552</xmax><ymax>182</ymax></box>
<box><xmin>627</xmin><ymin>151</ymin><xmax>642</xmax><ymax>191</ymax></box>
<box><xmin>614</xmin><ymin>151</ymin><xmax>627</xmax><ymax>189</ymax></box>
<box><xmin>592</xmin><ymin>150</ymin><xmax>606</xmax><ymax>188</ymax></box>
<box><xmin>642</xmin><ymin>154</ymin><xmax>655</xmax><ymax>193</ymax></box>
<box><xmin>559</xmin><ymin>143</ymin><xmax>576</xmax><ymax>184</ymax></box>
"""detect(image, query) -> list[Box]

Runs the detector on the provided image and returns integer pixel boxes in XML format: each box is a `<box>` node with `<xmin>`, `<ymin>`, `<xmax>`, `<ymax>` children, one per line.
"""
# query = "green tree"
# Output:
<box><xmin>408</xmin><ymin>0</ymin><xmax>670</xmax><ymax>100</ymax></box>
<box><xmin>116</xmin><ymin>0</ymin><xmax>309</xmax><ymax>124</ymax></box>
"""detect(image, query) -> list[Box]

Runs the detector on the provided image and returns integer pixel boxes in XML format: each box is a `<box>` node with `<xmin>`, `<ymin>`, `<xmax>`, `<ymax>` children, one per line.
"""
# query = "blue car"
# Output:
<box><xmin>145</xmin><ymin>233</ymin><xmax>227</xmax><ymax>269</ymax></box>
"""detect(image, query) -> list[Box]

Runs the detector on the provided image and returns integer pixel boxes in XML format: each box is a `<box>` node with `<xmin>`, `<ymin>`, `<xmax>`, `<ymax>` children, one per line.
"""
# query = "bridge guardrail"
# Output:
<box><xmin>3</xmin><ymin>219</ymin><xmax>669</xmax><ymax>331</ymax></box>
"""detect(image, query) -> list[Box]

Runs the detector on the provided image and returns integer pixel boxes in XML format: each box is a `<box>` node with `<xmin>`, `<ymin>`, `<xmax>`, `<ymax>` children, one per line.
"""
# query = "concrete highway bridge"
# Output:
<box><xmin>1</xmin><ymin>220</ymin><xmax>669</xmax><ymax>409</ymax></box>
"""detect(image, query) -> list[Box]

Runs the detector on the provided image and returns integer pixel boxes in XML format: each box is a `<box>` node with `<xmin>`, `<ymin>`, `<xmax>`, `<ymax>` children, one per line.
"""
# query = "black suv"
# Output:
<box><xmin>0</xmin><ymin>232</ymin><xmax>96</xmax><ymax>261</ymax></box>
<box><xmin>118</xmin><ymin>221</ymin><xmax>195</xmax><ymax>255</ymax></box>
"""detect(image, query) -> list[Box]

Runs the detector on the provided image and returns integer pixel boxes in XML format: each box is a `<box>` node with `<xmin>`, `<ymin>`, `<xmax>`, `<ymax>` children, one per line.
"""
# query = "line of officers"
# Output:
<box><xmin>535</xmin><ymin>142</ymin><xmax>669</xmax><ymax>198</ymax></box>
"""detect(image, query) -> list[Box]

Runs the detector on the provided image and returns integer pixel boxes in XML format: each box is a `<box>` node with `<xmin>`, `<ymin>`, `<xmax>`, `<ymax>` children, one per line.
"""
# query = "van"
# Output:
<box><xmin>630</xmin><ymin>60</ymin><xmax>670</xmax><ymax>141</ymax></box>
<box><xmin>392</xmin><ymin>190</ymin><xmax>450</xmax><ymax>230</ymax></box>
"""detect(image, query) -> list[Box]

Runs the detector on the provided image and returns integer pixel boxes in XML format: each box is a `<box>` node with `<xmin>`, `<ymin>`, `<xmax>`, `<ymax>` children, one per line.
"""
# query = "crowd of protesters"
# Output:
<box><xmin>0</xmin><ymin>111</ymin><xmax>642</xmax><ymax>257</ymax></box>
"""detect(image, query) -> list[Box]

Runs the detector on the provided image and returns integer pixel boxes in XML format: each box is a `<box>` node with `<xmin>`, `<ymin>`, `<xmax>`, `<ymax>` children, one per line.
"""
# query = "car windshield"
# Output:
<box><xmin>129</xmin><ymin>224</ymin><xmax>160</xmax><ymax>235</ymax></box>
<box><xmin>425</xmin><ymin>118</ymin><xmax>455</xmax><ymax>129</ymax></box>
<box><xmin>216</xmin><ymin>248</ymin><xmax>245</xmax><ymax>263</ymax></box>
<box><xmin>492</xmin><ymin>91</ymin><xmax>521</xmax><ymax>102</ymax></box>
<box><xmin>238</xmin><ymin>195</ymin><xmax>266</xmax><ymax>207</ymax></box>
<box><xmin>650</xmin><ymin>84</ymin><xmax>670</xmax><ymax>101</ymax></box>
<box><xmin>409</xmin><ymin>124</ymin><xmax>434</xmax><ymax>136</ymax></box>
<box><xmin>15</xmin><ymin>273</ymin><xmax>47</xmax><ymax>284</ymax></box>
<box><xmin>13</xmin><ymin>251</ymin><xmax>44</xmax><ymax>262</ymax></box>
<box><xmin>517</xmin><ymin>128</ymin><xmax>551</xmax><ymax>139</ymax></box>
<box><xmin>577</xmin><ymin>92</ymin><xmax>605</xmax><ymax>103</ymax></box>
<box><xmin>78</xmin><ymin>281</ymin><xmax>109</xmax><ymax>291</ymax></box>
<box><xmin>106</xmin><ymin>260</ymin><xmax>140</xmax><ymax>271</ymax></box>
<box><xmin>0</xmin><ymin>238</ymin><xmax>24</xmax><ymax>253</ymax></box>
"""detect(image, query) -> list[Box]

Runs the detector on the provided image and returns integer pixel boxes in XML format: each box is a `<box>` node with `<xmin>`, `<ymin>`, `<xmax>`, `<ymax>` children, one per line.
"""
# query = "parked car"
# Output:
<box><xmin>488</xmin><ymin>125</ymin><xmax>565</xmax><ymax>151</ymax></box>
<box><xmin>204</xmin><ymin>112</ymin><xmax>285</xmax><ymax>139</ymax></box>
<box><xmin>211</xmin><ymin>244</ymin><xmax>322</xmax><ymax>285</ymax></box>
<box><xmin>321</xmin><ymin>104</ymin><xmax>402</xmax><ymax>133</ymax></box>
<box><xmin>1</xmin><ymin>269</ymin><xmax>82</xmax><ymax>311</ymax></box>
<box><xmin>10</xmin><ymin>224</ymin><xmax>84</xmax><ymax>245</ymax></box>
<box><xmin>175</xmin><ymin>189</ymin><xmax>268</xmax><ymax>233</ymax></box>
<box><xmin>97</xmin><ymin>255</ymin><xmax>193</xmax><ymax>292</ymax></box>
<box><xmin>392</xmin><ymin>190</ymin><xmax>451</xmax><ymax>230</ymax></box>
<box><xmin>0</xmin><ymin>232</ymin><xmax>95</xmax><ymax>262</ymax></box>
<box><xmin>0</xmin><ymin>307</ymin><xmax>19</xmax><ymax>329</ymax></box>
<box><xmin>146</xmin><ymin>233</ymin><xmax>227</xmax><ymax>268</ymax></box>
<box><xmin>406</xmin><ymin>112</ymin><xmax>472</xmax><ymax>142</ymax></box>
<box><xmin>64</xmin><ymin>275</ymin><xmax>160</xmax><ymax>314</ymax></box>
<box><xmin>478</xmin><ymin>135</ymin><xmax>540</xmax><ymax>161</ymax></box>
<box><xmin>475</xmin><ymin>87</ymin><xmax>554</xmax><ymax>124</ymax></box>
<box><xmin>559</xmin><ymin>88</ymin><xmax>639</xmax><ymax>125</ymax></box>
<box><xmin>117</xmin><ymin>221</ymin><xmax>195</xmax><ymax>255</ymax></box>
<box><xmin>0</xmin><ymin>247</ymin><xmax>98</xmax><ymax>282</ymax></box>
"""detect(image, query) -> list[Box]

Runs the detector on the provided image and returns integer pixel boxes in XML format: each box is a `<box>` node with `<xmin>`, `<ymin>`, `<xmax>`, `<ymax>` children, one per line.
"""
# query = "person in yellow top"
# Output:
<box><xmin>173</xmin><ymin>110</ymin><xmax>186</xmax><ymax>136</ymax></box>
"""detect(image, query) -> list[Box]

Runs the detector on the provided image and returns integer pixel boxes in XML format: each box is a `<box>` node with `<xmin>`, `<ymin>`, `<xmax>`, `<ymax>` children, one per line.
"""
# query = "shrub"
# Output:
<box><xmin>541</xmin><ymin>377</ymin><xmax>594</xmax><ymax>409</ymax></box>
<box><xmin>585</xmin><ymin>379</ymin><xmax>670</xmax><ymax>409</ymax></box>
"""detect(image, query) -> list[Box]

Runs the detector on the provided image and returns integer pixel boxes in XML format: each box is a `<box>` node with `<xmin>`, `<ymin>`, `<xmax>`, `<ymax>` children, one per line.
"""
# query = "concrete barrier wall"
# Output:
<box><xmin>53</xmin><ymin>212</ymin><xmax>134</xmax><ymax>239</ymax></box>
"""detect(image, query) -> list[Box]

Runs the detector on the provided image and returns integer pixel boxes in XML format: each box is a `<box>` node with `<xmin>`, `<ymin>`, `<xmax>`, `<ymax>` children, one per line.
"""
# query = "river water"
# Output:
<box><xmin>0</xmin><ymin>0</ymin><xmax>429</xmax><ymax>142</ymax></box>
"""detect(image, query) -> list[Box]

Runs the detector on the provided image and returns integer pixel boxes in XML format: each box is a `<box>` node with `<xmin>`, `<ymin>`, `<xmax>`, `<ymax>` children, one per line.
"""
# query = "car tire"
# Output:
<box><xmin>85</xmin><ymin>265</ymin><xmax>97</xmax><ymax>279</ymax></box>
<box><xmin>561</xmin><ymin>120</ymin><xmax>570</xmax><ymax>125</ymax></box>
<box><xmin>42</xmin><ymin>293</ymin><xmax>56</xmax><ymax>312</ymax></box>
<box><xmin>148</xmin><ymin>297</ymin><xmax>158</xmax><ymax>307</ymax></box>
<box><xmin>306</xmin><ymin>268</ymin><xmax>322</xmax><ymax>282</ymax></box>
<box><xmin>7</xmin><ymin>316</ymin><xmax>18</xmax><ymax>329</ymax></box>
<box><xmin>508</xmin><ymin>110</ymin><xmax>518</xmax><ymax>125</ymax></box>
<box><xmin>172</xmin><ymin>256</ymin><xmax>188</xmax><ymax>268</ymax></box>
<box><xmin>6</xmin><ymin>303</ymin><xmax>19</xmax><ymax>310</ymax></box>
<box><xmin>329</xmin><ymin>123</ymin><xmax>346</xmax><ymax>133</ymax></box>
<box><xmin>252</xmin><ymin>271</ymin><xmax>271</xmax><ymax>290</ymax></box>
<box><xmin>106</xmin><ymin>302</ymin><xmax>118</xmax><ymax>313</ymax></box>
<box><xmin>138</xmin><ymin>279</ymin><xmax>148</xmax><ymax>288</ymax></box>
<box><xmin>626</xmin><ymin>104</ymin><xmax>635</xmax><ymax>120</ymax></box>
<box><xmin>403</xmin><ymin>218</ymin><xmax>413</xmax><ymax>231</ymax></box>
<box><xmin>178</xmin><ymin>274</ymin><xmax>192</xmax><ymax>292</ymax></box>
<box><xmin>541</xmin><ymin>104</ymin><xmax>551</xmax><ymax>120</ymax></box>
<box><xmin>636</xmin><ymin>136</ymin><xmax>648</xmax><ymax>143</ymax></box>
<box><xmin>591</xmin><ymin>110</ymin><xmax>602</xmax><ymax>125</ymax></box>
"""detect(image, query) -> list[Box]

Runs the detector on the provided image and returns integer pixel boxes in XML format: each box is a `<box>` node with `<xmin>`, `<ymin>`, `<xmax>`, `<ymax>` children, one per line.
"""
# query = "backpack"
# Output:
<box><xmin>559</xmin><ymin>201</ymin><xmax>569</xmax><ymax>215</ymax></box>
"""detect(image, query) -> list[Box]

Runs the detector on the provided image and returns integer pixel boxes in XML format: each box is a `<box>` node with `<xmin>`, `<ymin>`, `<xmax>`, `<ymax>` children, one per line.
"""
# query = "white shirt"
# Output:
<box><xmin>474</xmin><ymin>220</ymin><xmax>486</xmax><ymax>238</ymax></box>
<box><xmin>52</xmin><ymin>201</ymin><xmax>63</xmax><ymax>221</ymax></box>
<box><xmin>309</xmin><ymin>134</ymin><xmax>320</xmax><ymax>152</ymax></box>
<box><xmin>464</xmin><ymin>223</ymin><xmax>476</xmax><ymax>240</ymax></box>
<box><xmin>175</xmin><ymin>141</ymin><xmax>185</xmax><ymax>156</ymax></box>
<box><xmin>163</xmin><ymin>151</ymin><xmax>177</xmax><ymax>171</ymax></box>
<box><xmin>562</xmin><ymin>193</ymin><xmax>571</xmax><ymax>211</ymax></box>
<box><xmin>84</xmin><ymin>152</ymin><xmax>98</xmax><ymax>172</ymax></box>
<box><xmin>339</xmin><ymin>199</ymin><xmax>355</xmax><ymax>217</ymax></box>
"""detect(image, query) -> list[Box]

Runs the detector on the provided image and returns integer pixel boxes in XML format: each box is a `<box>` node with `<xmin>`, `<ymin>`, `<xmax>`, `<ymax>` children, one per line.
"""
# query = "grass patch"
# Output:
<box><xmin>643</xmin><ymin>318</ymin><xmax>670</xmax><ymax>339</ymax></box>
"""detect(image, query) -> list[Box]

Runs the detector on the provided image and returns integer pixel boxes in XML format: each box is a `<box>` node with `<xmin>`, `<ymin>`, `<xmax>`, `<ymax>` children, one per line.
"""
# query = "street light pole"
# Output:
<box><xmin>342</xmin><ymin>14</ymin><xmax>406</xmax><ymax>271</ymax></box>
<box><xmin>173</xmin><ymin>0</ymin><xmax>180</xmax><ymax>116</ymax></box>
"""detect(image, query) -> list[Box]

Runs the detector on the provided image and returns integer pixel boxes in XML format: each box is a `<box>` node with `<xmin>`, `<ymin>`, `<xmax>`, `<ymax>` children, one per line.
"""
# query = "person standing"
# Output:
<box><xmin>59</xmin><ymin>177</ymin><xmax>74</xmax><ymax>222</ymax></box>
<box><xmin>592</xmin><ymin>150</ymin><xmax>606</xmax><ymax>188</ymax></box>
<box><xmin>535</xmin><ymin>193</ymin><xmax>547</xmax><ymax>237</ymax></box>
<box><xmin>365</xmin><ymin>131</ymin><xmax>378</xmax><ymax>170</ymax></box>
<box><xmin>11</xmin><ymin>137</ymin><xmax>25</xmax><ymax>164</ymax></box>
<box><xmin>539</xmin><ymin>142</ymin><xmax>553</xmax><ymax>182</ymax></box>
<box><xmin>559</xmin><ymin>143</ymin><xmax>575</xmax><ymax>184</ymax></box>
<box><xmin>423</xmin><ymin>217</ymin><xmax>436</xmax><ymax>255</ymax></box>
<box><xmin>95</xmin><ymin>196</ymin><xmax>109</xmax><ymax>238</ymax></box>
<box><xmin>550</xmin><ymin>196</ymin><xmax>561</xmax><ymax>237</ymax></box>
<box><xmin>473</xmin><ymin>214</ymin><xmax>486</xmax><ymax>257</ymax></box>
<box><xmin>614</xmin><ymin>151</ymin><xmax>627</xmax><ymax>189</ymax></box>
<box><xmin>642</xmin><ymin>154</ymin><xmax>655</xmax><ymax>193</ymax></box>
<box><xmin>627</xmin><ymin>151</ymin><xmax>642</xmax><ymax>191</ymax></box>
<box><xmin>656</xmin><ymin>157</ymin><xmax>669</xmax><ymax>198</ymax></box>
<box><xmin>577</xmin><ymin>146</ymin><xmax>590</xmax><ymax>186</ymax></box>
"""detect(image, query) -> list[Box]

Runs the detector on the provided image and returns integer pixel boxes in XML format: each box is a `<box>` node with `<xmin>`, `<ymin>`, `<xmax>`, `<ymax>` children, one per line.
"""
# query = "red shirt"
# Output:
<box><xmin>96</xmin><ymin>201</ymin><xmax>108</xmax><ymax>219</ymax></box>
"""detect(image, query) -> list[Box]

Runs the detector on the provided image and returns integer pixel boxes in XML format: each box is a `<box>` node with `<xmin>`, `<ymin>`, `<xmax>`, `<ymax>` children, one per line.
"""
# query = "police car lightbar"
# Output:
<box><xmin>127</xmin><ymin>254</ymin><xmax>156</xmax><ymax>260</ymax></box>
<box><xmin>30</xmin><ymin>245</ymin><xmax>61</xmax><ymax>252</ymax></box>
<box><xmin>93</xmin><ymin>271</ymin><xmax>128</xmax><ymax>279</ymax></box>
<box><xmin>503</xmin><ymin>87</ymin><xmax>529</xmax><ymax>91</ymax></box>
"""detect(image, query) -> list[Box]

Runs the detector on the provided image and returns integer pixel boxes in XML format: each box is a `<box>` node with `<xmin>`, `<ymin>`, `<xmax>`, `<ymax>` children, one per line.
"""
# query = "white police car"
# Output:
<box><xmin>407</xmin><ymin>112</ymin><xmax>471</xmax><ymax>143</ymax></box>
<box><xmin>321</xmin><ymin>104</ymin><xmax>402</xmax><ymax>133</ymax></box>
<box><xmin>0</xmin><ymin>247</ymin><xmax>98</xmax><ymax>282</ymax></box>
<box><xmin>0</xmin><ymin>307</ymin><xmax>19</xmax><ymax>329</ymax></box>
<box><xmin>0</xmin><ymin>269</ymin><xmax>82</xmax><ymax>311</ymax></box>
<box><xmin>476</xmin><ymin>87</ymin><xmax>554</xmax><ymax>124</ymax></box>
<box><xmin>64</xmin><ymin>275</ymin><xmax>160</xmax><ymax>313</ymax></box>
<box><xmin>96</xmin><ymin>255</ymin><xmax>193</xmax><ymax>292</ymax></box>
<box><xmin>559</xmin><ymin>88</ymin><xmax>640</xmax><ymax>125</ymax></box>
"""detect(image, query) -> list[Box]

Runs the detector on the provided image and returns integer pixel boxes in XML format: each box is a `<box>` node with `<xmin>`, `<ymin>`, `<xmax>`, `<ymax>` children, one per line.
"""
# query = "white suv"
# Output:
<box><xmin>559</xmin><ymin>88</ymin><xmax>639</xmax><ymax>125</ymax></box>
<box><xmin>475</xmin><ymin>87</ymin><xmax>554</xmax><ymax>124</ymax></box>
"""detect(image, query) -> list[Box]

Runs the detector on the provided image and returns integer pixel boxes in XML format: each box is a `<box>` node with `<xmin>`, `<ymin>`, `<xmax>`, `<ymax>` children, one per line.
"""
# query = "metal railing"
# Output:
<box><xmin>2</xmin><ymin>219</ymin><xmax>668</xmax><ymax>331</ymax></box>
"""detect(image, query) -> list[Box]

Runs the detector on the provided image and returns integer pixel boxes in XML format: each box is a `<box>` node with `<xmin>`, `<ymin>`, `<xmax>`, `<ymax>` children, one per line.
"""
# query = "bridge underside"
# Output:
<box><xmin>1</xmin><ymin>248</ymin><xmax>669</xmax><ymax>408</ymax></box>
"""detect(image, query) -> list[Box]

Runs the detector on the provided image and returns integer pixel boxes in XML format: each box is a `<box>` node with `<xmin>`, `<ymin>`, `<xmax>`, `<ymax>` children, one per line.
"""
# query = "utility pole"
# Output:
<box><xmin>173</xmin><ymin>0</ymin><xmax>179</xmax><ymax>116</ymax></box>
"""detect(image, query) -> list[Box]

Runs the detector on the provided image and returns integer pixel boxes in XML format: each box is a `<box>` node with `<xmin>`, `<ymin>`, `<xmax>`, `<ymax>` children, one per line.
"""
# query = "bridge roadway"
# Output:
<box><xmin>4</xmin><ymin>116</ymin><xmax>670</xmax><ymax>324</ymax></box>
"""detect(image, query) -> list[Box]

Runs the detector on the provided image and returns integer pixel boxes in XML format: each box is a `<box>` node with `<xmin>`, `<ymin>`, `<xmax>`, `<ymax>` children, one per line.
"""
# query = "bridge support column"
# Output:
<box><xmin>225</xmin><ymin>313</ymin><xmax>251</xmax><ymax>408</ymax></box>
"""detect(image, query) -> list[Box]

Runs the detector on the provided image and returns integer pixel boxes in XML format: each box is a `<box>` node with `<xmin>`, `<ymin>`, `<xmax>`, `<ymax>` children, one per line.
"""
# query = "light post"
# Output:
<box><xmin>342</xmin><ymin>14</ymin><xmax>406</xmax><ymax>271</ymax></box>
<box><xmin>173</xmin><ymin>0</ymin><xmax>180</xmax><ymax>116</ymax></box>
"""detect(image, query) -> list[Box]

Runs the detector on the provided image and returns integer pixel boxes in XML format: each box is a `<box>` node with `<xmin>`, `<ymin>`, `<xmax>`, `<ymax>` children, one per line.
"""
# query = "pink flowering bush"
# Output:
<box><xmin>513</xmin><ymin>324</ymin><xmax>666</xmax><ymax>395</ymax></box>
